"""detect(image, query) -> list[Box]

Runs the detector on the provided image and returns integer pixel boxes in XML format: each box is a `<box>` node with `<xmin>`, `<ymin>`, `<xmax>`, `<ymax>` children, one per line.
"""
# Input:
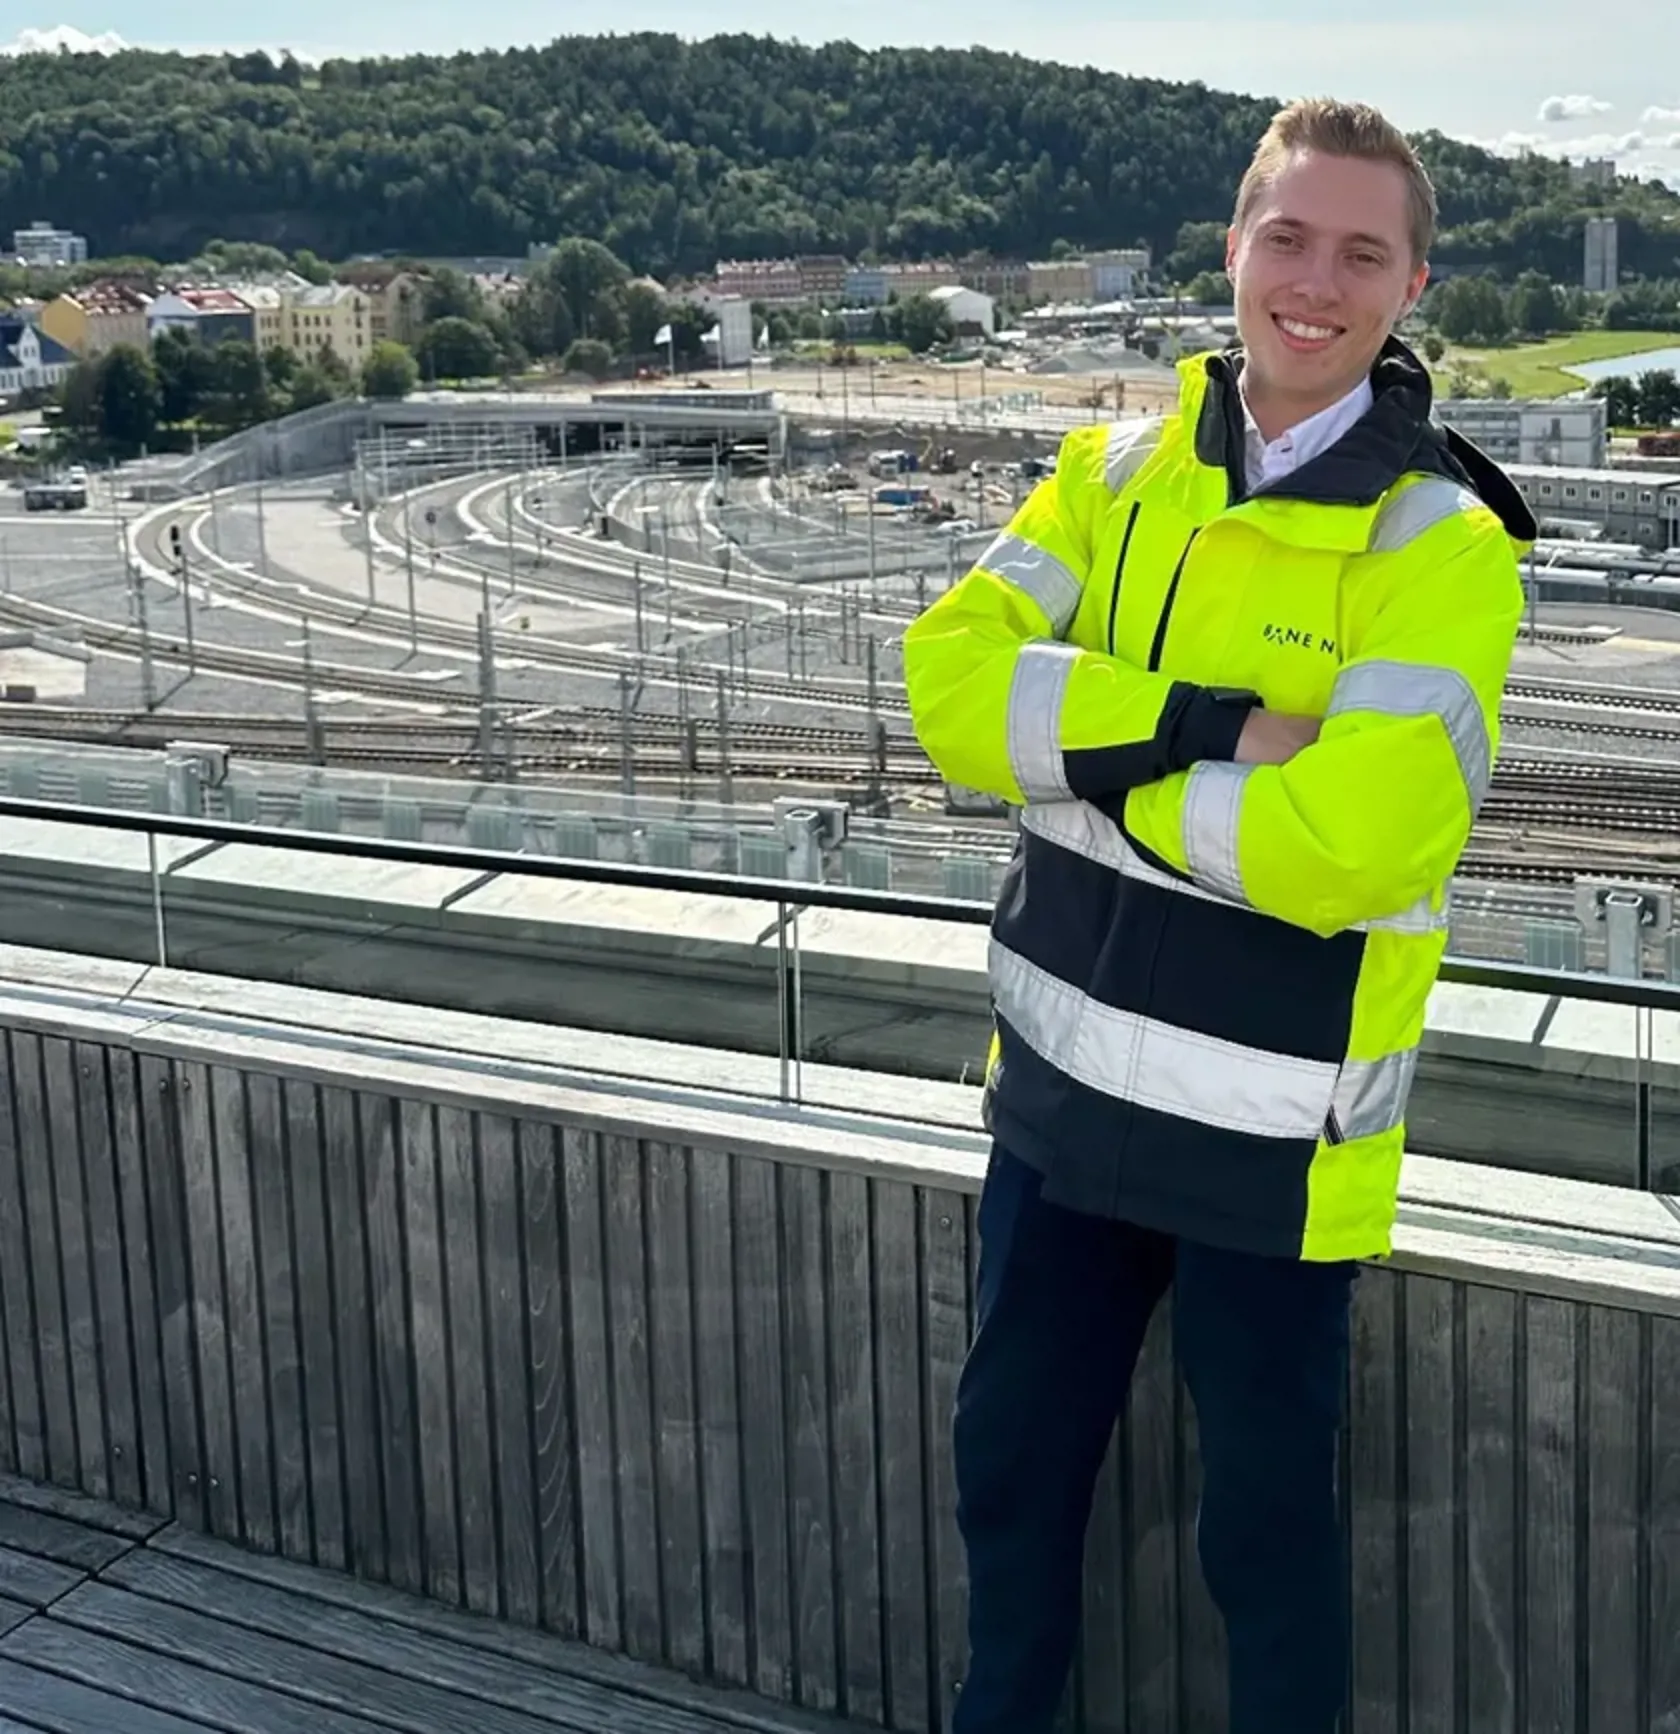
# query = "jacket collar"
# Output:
<box><xmin>1179</xmin><ymin>334</ymin><xmax>1536</xmax><ymax>542</ymax></box>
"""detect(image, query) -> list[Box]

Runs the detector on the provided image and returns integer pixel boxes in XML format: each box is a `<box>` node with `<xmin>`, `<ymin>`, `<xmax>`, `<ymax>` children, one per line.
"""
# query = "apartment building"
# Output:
<box><xmin>287</xmin><ymin>284</ymin><xmax>372</xmax><ymax>367</ymax></box>
<box><xmin>146</xmin><ymin>287</ymin><xmax>256</xmax><ymax>347</ymax></box>
<box><xmin>1436</xmin><ymin>398</ymin><xmax>1608</xmax><ymax>469</ymax></box>
<box><xmin>1089</xmin><ymin>249</ymin><xmax>1152</xmax><ymax>299</ymax></box>
<box><xmin>1506</xmin><ymin>463</ymin><xmax>1680</xmax><ymax>548</ymax></box>
<box><xmin>714</xmin><ymin>259</ymin><xmax>805</xmax><ymax>305</ymax></box>
<box><xmin>11</xmin><ymin>221</ymin><xmax>87</xmax><ymax>268</ymax></box>
<box><xmin>38</xmin><ymin>281</ymin><xmax>153</xmax><ymax>359</ymax></box>
<box><xmin>1027</xmin><ymin>259</ymin><xmax>1096</xmax><ymax>304</ymax></box>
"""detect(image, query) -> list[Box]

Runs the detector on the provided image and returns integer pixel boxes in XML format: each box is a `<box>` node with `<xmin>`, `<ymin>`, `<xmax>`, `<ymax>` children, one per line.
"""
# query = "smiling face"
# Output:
<box><xmin>1226</xmin><ymin>147</ymin><xmax>1430</xmax><ymax>440</ymax></box>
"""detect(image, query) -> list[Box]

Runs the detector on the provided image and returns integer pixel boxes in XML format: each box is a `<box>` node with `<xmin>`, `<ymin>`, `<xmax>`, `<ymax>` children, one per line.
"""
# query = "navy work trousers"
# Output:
<box><xmin>951</xmin><ymin>1143</ymin><xmax>1356</xmax><ymax>1734</ymax></box>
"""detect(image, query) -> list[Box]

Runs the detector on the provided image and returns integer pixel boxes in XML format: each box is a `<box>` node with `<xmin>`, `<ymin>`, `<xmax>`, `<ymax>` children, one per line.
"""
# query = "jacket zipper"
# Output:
<box><xmin>1146</xmin><ymin>531</ymin><xmax>1200</xmax><ymax>672</ymax></box>
<box><xmin>1105</xmin><ymin>502</ymin><xmax>1140</xmax><ymax>656</ymax></box>
<box><xmin>1323</xmin><ymin>1107</ymin><xmax>1345</xmax><ymax>1145</ymax></box>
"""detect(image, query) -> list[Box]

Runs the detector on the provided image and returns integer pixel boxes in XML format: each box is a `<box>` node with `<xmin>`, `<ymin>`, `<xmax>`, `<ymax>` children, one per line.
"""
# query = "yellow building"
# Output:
<box><xmin>38</xmin><ymin>282</ymin><xmax>153</xmax><ymax>359</ymax></box>
<box><xmin>225</xmin><ymin>284</ymin><xmax>288</xmax><ymax>354</ymax></box>
<box><xmin>286</xmin><ymin>284</ymin><xmax>372</xmax><ymax>368</ymax></box>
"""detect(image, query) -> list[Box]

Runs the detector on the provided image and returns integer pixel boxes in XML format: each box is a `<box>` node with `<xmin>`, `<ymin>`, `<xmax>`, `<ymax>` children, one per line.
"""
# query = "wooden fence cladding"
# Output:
<box><xmin>0</xmin><ymin>1020</ymin><xmax>1676</xmax><ymax>1732</ymax></box>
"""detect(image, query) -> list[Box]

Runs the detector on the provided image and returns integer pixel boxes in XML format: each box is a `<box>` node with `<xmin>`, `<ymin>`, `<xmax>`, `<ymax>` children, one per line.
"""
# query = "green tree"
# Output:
<box><xmin>1422</xmin><ymin>332</ymin><xmax>1446</xmax><ymax>363</ymax></box>
<box><xmin>415</xmin><ymin>316</ymin><xmax>500</xmax><ymax>380</ymax></box>
<box><xmin>285</xmin><ymin>362</ymin><xmax>339</xmax><ymax>412</ymax></box>
<box><xmin>1434</xmin><ymin>275</ymin><xmax>1510</xmax><ymax>345</ymax></box>
<box><xmin>151</xmin><ymin>327</ymin><xmax>216</xmax><ymax>424</ymax></box>
<box><xmin>1636</xmin><ymin>368</ymin><xmax>1680</xmax><ymax>428</ymax></box>
<box><xmin>1185</xmin><ymin>270</ymin><xmax>1234</xmax><ymax>305</ymax></box>
<box><xmin>561</xmin><ymin>338</ymin><xmax>614</xmax><ymax>379</ymax></box>
<box><xmin>1590</xmin><ymin>374</ymin><xmax>1640</xmax><ymax>426</ymax></box>
<box><xmin>95</xmin><ymin>344</ymin><xmax>162</xmax><ymax>452</ymax></box>
<box><xmin>361</xmin><ymin>340</ymin><xmax>419</xmax><ymax>399</ymax></box>
<box><xmin>1166</xmin><ymin>220</ymin><xmax>1229</xmax><ymax>283</ymax></box>
<box><xmin>623</xmin><ymin>281</ymin><xmax>667</xmax><ymax>355</ymax></box>
<box><xmin>421</xmin><ymin>267</ymin><xmax>483</xmax><ymax>324</ymax></box>
<box><xmin>209</xmin><ymin>340</ymin><xmax>271</xmax><ymax>428</ymax></box>
<box><xmin>262</xmin><ymin>344</ymin><xmax>297</xmax><ymax>391</ymax></box>
<box><xmin>891</xmin><ymin>293</ymin><xmax>955</xmax><ymax>355</ymax></box>
<box><xmin>1506</xmin><ymin>270</ymin><xmax>1562</xmax><ymax>337</ymax></box>
<box><xmin>547</xmin><ymin>237</ymin><xmax>630</xmax><ymax>344</ymax></box>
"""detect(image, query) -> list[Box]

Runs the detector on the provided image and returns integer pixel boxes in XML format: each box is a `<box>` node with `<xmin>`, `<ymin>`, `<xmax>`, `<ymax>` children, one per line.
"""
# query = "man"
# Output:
<box><xmin>902</xmin><ymin>99</ymin><xmax>1534</xmax><ymax>1734</ymax></box>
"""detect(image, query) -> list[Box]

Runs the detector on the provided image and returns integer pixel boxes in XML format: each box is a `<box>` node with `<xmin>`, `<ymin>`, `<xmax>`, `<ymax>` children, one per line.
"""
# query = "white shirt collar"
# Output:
<box><xmin>1240</xmin><ymin>373</ymin><xmax>1373</xmax><ymax>492</ymax></box>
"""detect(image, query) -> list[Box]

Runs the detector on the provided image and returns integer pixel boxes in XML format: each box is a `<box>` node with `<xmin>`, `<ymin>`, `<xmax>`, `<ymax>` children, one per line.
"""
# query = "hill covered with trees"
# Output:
<box><xmin>2</xmin><ymin>33</ymin><xmax>1678</xmax><ymax>281</ymax></box>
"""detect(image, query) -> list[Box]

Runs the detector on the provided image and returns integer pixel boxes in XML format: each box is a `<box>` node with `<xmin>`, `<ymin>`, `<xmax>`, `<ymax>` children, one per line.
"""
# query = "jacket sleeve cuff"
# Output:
<box><xmin>1168</xmin><ymin>685</ymin><xmax>1260</xmax><ymax>769</ymax></box>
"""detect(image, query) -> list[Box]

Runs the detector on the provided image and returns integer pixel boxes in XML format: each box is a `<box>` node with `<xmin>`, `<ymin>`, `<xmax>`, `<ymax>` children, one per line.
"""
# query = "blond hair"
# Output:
<box><xmin>1234</xmin><ymin>98</ymin><xmax>1437</xmax><ymax>265</ymax></box>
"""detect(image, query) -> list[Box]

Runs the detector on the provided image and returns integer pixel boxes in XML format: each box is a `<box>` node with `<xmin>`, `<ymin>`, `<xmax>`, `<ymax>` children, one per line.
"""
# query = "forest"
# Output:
<box><xmin>3</xmin><ymin>34</ymin><xmax>1678</xmax><ymax>281</ymax></box>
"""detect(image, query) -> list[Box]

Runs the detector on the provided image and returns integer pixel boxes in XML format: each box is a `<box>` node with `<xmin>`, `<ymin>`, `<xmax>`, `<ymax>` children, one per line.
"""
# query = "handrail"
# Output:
<box><xmin>0</xmin><ymin>793</ymin><xmax>1677</xmax><ymax>1013</ymax></box>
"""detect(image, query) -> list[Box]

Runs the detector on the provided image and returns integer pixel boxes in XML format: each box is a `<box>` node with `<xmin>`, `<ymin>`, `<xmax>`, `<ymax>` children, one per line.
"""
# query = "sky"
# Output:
<box><xmin>5</xmin><ymin>6</ymin><xmax>1679</xmax><ymax>190</ymax></box>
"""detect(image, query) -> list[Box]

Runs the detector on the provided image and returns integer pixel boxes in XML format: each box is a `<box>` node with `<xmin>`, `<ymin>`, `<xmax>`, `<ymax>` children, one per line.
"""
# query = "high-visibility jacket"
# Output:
<box><xmin>903</xmin><ymin>337</ymin><xmax>1533</xmax><ymax>1262</ymax></box>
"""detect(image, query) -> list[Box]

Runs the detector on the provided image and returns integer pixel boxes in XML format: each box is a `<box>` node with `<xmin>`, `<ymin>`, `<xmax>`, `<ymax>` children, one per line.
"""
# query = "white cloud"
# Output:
<box><xmin>0</xmin><ymin>24</ymin><xmax>127</xmax><ymax>55</ymax></box>
<box><xmin>1644</xmin><ymin>105</ymin><xmax>1680</xmax><ymax>126</ymax></box>
<box><xmin>1538</xmin><ymin>93</ymin><xmax>1613</xmax><ymax>122</ymax></box>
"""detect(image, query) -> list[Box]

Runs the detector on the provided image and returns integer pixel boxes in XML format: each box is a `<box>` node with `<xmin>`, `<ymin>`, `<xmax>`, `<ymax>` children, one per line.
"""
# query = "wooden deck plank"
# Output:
<box><xmin>871</xmin><ymin>1179</ymin><xmax>930</xmax><ymax>1734</ymax></box>
<box><xmin>689</xmin><ymin>1144</ymin><xmax>749</xmax><ymax>1690</ymax></box>
<box><xmin>516</xmin><ymin>1121</ymin><xmax>578</xmax><ymax>1640</ymax></box>
<box><xmin>137</xmin><ymin>1054</ymin><xmax>199</xmax><ymax>1530</ymax></box>
<box><xmin>41</xmin><ymin>1038</ymin><xmax>106</xmax><ymax>1508</ymax></box>
<box><xmin>361</xmin><ymin>1092</ymin><xmax>423</xmax><ymax>1598</ymax></box>
<box><xmin>0</xmin><ymin>1617</ymin><xmax>390</xmax><ymax>1734</ymax></box>
<box><xmin>0</xmin><ymin>1543</ymin><xmax>86</xmax><ymax>1608</ymax></box>
<box><xmin>437</xmin><ymin>1103</ymin><xmax>498</xmax><ymax>1619</ymax></box>
<box><xmin>72</xmin><ymin>1042</ymin><xmax>140</xmax><ymax>1513</ymax></box>
<box><xmin>104</xmin><ymin>1548</ymin><xmax>782</xmax><ymax>1734</ymax></box>
<box><xmin>177</xmin><ymin>1059</ymin><xmax>238</xmax><ymax>1541</ymax></box>
<box><xmin>780</xmin><ymin>1158</ymin><xmax>837</xmax><ymax>1714</ymax></box>
<box><xmin>0</xmin><ymin>1472</ymin><xmax>165</xmax><ymax>1541</ymax></box>
<box><xmin>560</xmin><ymin>1125</ymin><xmax>620</xmax><ymax>1651</ymax></box>
<box><xmin>0</xmin><ymin>1033</ymin><xmax>44</xmax><ymax>1482</ymax></box>
<box><xmin>246</xmin><ymin>1070</ymin><xmax>310</xmax><ymax>1565</ymax></box>
<box><xmin>13</xmin><ymin>1032</ymin><xmax>79</xmax><ymax>1489</ymax></box>
<box><xmin>48</xmin><ymin>1577</ymin><xmax>710</xmax><ymax>1734</ymax></box>
<box><xmin>399</xmin><ymin>1097</ymin><xmax>461</xmax><ymax>1608</ymax></box>
<box><xmin>0</xmin><ymin>1652</ymin><xmax>230</xmax><ymax>1734</ymax></box>
<box><xmin>320</xmin><ymin>1085</ymin><xmax>383</xmax><ymax>1584</ymax></box>
<box><xmin>282</xmin><ymin>1077</ymin><xmax>345</xmax><ymax>1575</ymax></box>
<box><xmin>644</xmin><ymin>1140</ymin><xmax>706</xmax><ymax>1678</ymax></box>
<box><xmin>212</xmin><ymin>1064</ymin><xmax>277</xmax><ymax>1557</ymax></box>
<box><xmin>145</xmin><ymin>1524</ymin><xmax>877</xmax><ymax>1734</ymax></box>
<box><xmin>602</xmin><ymin>1132</ymin><xmax>661</xmax><ymax>1664</ymax></box>
<box><xmin>108</xmin><ymin>1050</ymin><xmax>172</xmax><ymax>1515</ymax></box>
<box><xmin>0</xmin><ymin>1505</ymin><xmax>133</xmax><ymax>1572</ymax></box>
<box><xmin>0</xmin><ymin>1596</ymin><xmax>33</xmax><ymax>1637</ymax></box>
<box><xmin>825</xmin><ymin>1167</ymin><xmax>884</xmax><ymax>1727</ymax></box>
<box><xmin>480</xmin><ymin>1114</ymin><xmax>538</xmax><ymax>1629</ymax></box>
<box><xmin>733</xmin><ymin>1151</ymin><xmax>793</xmax><ymax>1703</ymax></box>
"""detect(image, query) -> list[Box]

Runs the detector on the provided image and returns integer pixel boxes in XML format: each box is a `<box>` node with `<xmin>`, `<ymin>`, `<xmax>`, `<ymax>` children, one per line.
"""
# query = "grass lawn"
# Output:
<box><xmin>1441</xmin><ymin>329</ymin><xmax>1680</xmax><ymax>396</ymax></box>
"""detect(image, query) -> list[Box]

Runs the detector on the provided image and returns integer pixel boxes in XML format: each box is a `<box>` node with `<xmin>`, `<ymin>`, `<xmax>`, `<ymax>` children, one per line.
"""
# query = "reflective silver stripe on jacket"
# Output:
<box><xmin>1104</xmin><ymin>416</ymin><xmax>1163</xmax><ymax>492</ymax></box>
<box><xmin>976</xmin><ymin>531</ymin><xmax>1083</xmax><ymax>635</ymax></box>
<box><xmin>1182</xmin><ymin>761</ymin><xmax>1252</xmax><ymax>902</ymax></box>
<box><xmin>1005</xmin><ymin>642</ymin><xmax>1078</xmax><ymax>800</ymax></box>
<box><xmin>1018</xmin><ymin>799</ymin><xmax>1447</xmax><ymax>935</ymax></box>
<box><xmin>1327</xmin><ymin>659</ymin><xmax>1491</xmax><ymax>808</ymax></box>
<box><xmin>1369</xmin><ymin>478</ymin><xmax>1478</xmax><ymax>552</ymax></box>
<box><xmin>1331</xmin><ymin>1047</ymin><xmax>1418</xmax><ymax>1141</ymax></box>
<box><xmin>991</xmin><ymin>938</ymin><xmax>1340</xmax><ymax>1139</ymax></box>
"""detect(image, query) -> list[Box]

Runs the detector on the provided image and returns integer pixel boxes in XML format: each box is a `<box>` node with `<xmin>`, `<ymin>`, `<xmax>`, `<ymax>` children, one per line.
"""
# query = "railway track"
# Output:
<box><xmin>147</xmin><ymin>496</ymin><xmax>909</xmax><ymax>718</ymax></box>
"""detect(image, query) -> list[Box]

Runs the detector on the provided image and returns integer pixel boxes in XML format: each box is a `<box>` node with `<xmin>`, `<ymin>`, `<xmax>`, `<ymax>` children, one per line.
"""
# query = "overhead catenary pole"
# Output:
<box><xmin>716</xmin><ymin>670</ymin><xmax>732</xmax><ymax>803</ymax></box>
<box><xmin>360</xmin><ymin>453</ymin><xmax>376</xmax><ymax>604</ymax></box>
<box><xmin>618</xmin><ymin>669</ymin><xmax>635</xmax><ymax>796</ymax></box>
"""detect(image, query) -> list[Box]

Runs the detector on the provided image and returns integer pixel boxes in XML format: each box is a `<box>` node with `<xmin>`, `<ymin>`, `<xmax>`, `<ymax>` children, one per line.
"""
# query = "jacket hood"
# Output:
<box><xmin>1177</xmin><ymin>334</ymin><xmax>1537</xmax><ymax>542</ymax></box>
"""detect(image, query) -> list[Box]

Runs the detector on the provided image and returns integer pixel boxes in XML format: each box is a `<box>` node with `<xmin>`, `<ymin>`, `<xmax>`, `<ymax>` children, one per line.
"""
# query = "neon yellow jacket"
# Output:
<box><xmin>903</xmin><ymin>338</ymin><xmax>1531</xmax><ymax>1261</ymax></box>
